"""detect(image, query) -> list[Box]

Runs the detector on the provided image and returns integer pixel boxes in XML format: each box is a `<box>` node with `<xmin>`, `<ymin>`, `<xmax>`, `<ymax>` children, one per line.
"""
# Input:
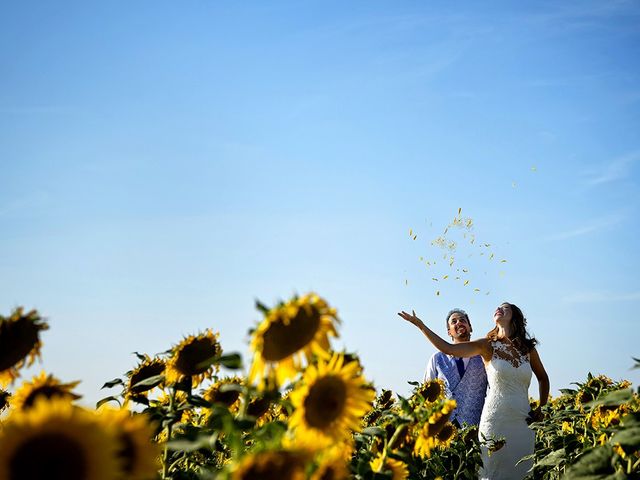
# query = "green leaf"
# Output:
<box><xmin>535</xmin><ymin>448</ymin><xmax>565</xmax><ymax>467</ymax></box>
<box><xmin>185</xmin><ymin>394</ymin><xmax>211</xmax><ymax>408</ymax></box>
<box><xmin>132</xmin><ymin>351</ymin><xmax>147</xmax><ymax>362</ymax></box>
<box><xmin>101</xmin><ymin>378</ymin><xmax>124</xmax><ymax>389</ymax></box>
<box><xmin>563</xmin><ymin>446</ymin><xmax>614</xmax><ymax>478</ymax></box>
<box><xmin>560</xmin><ymin>388</ymin><xmax>578</xmax><ymax>395</ymax></box>
<box><xmin>131</xmin><ymin>374</ymin><xmax>164</xmax><ymax>390</ymax></box>
<box><xmin>610</xmin><ymin>427</ymin><xmax>640</xmax><ymax>449</ymax></box>
<box><xmin>361</xmin><ymin>427</ymin><xmax>385</xmax><ymax>437</ymax></box>
<box><xmin>166</xmin><ymin>436</ymin><xmax>212</xmax><ymax>452</ymax></box>
<box><xmin>585</xmin><ymin>388</ymin><xmax>633</xmax><ymax>408</ymax></box>
<box><xmin>96</xmin><ymin>396</ymin><xmax>121</xmax><ymax>408</ymax></box>
<box><xmin>219</xmin><ymin>353</ymin><xmax>243</xmax><ymax>370</ymax></box>
<box><xmin>255</xmin><ymin>299</ymin><xmax>270</xmax><ymax>314</ymax></box>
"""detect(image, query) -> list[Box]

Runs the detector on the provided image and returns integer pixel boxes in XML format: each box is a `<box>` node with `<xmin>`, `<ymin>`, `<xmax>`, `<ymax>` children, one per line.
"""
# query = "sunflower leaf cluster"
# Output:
<box><xmin>528</xmin><ymin>372</ymin><xmax>640</xmax><ymax>479</ymax></box>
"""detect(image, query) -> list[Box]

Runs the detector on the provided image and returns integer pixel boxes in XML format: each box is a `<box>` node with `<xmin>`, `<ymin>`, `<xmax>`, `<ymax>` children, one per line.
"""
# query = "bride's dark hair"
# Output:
<box><xmin>486</xmin><ymin>303</ymin><xmax>538</xmax><ymax>353</ymax></box>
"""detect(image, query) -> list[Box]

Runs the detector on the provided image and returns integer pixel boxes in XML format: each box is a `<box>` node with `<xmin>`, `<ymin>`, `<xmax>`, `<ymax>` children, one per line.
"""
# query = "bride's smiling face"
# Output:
<box><xmin>493</xmin><ymin>303</ymin><xmax>513</xmax><ymax>327</ymax></box>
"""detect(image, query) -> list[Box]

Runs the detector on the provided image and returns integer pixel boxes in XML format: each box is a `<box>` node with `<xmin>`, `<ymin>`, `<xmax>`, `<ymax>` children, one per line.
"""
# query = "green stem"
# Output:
<box><xmin>162</xmin><ymin>388</ymin><xmax>176</xmax><ymax>480</ymax></box>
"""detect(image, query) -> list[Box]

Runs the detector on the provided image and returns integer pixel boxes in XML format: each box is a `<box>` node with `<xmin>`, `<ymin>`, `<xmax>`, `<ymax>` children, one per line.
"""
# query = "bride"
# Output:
<box><xmin>399</xmin><ymin>303</ymin><xmax>549</xmax><ymax>480</ymax></box>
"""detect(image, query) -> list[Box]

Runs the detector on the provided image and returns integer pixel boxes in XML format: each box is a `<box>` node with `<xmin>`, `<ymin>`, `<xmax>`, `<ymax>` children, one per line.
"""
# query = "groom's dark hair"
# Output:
<box><xmin>445</xmin><ymin>308</ymin><xmax>471</xmax><ymax>331</ymax></box>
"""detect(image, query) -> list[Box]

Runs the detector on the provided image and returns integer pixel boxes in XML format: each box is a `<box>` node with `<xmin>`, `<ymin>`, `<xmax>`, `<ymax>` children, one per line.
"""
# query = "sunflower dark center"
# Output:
<box><xmin>319</xmin><ymin>465</ymin><xmax>339</xmax><ymax>480</ymax></box>
<box><xmin>420</xmin><ymin>382</ymin><xmax>442</xmax><ymax>403</ymax></box>
<box><xmin>0</xmin><ymin>319</ymin><xmax>41</xmax><ymax>371</ymax></box>
<box><xmin>261</xmin><ymin>307</ymin><xmax>321</xmax><ymax>361</ymax></box>
<box><xmin>175</xmin><ymin>338</ymin><xmax>220</xmax><ymax>376</ymax></box>
<box><xmin>436</xmin><ymin>424</ymin><xmax>454</xmax><ymax>442</ymax></box>
<box><xmin>427</xmin><ymin>413</ymin><xmax>450</xmax><ymax>437</ymax></box>
<box><xmin>117</xmin><ymin>432</ymin><xmax>137</xmax><ymax>473</ymax></box>
<box><xmin>23</xmin><ymin>386</ymin><xmax>72</xmax><ymax>409</ymax></box>
<box><xmin>238</xmin><ymin>452</ymin><xmax>305</xmax><ymax>480</ymax></box>
<box><xmin>303</xmin><ymin>375</ymin><xmax>347</xmax><ymax>429</ymax></box>
<box><xmin>209</xmin><ymin>388</ymin><xmax>240</xmax><ymax>407</ymax></box>
<box><xmin>247</xmin><ymin>397</ymin><xmax>271</xmax><ymax>418</ymax></box>
<box><xmin>9</xmin><ymin>433</ymin><xmax>87</xmax><ymax>480</ymax></box>
<box><xmin>130</xmin><ymin>362</ymin><xmax>165</xmax><ymax>393</ymax></box>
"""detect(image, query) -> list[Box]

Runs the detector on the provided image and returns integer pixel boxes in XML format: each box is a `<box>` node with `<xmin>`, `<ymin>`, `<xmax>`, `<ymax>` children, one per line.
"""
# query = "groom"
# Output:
<box><xmin>424</xmin><ymin>308</ymin><xmax>487</xmax><ymax>427</ymax></box>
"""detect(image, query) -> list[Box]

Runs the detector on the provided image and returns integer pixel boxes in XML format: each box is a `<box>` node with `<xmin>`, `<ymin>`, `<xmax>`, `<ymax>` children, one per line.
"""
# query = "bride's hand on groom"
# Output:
<box><xmin>526</xmin><ymin>407</ymin><xmax>544</xmax><ymax>425</ymax></box>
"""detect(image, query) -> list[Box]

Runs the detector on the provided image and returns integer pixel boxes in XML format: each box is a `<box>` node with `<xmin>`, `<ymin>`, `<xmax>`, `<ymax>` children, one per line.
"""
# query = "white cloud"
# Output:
<box><xmin>544</xmin><ymin>214</ymin><xmax>624</xmax><ymax>241</ymax></box>
<box><xmin>582</xmin><ymin>150</ymin><xmax>640</xmax><ymax>187</ymax></box>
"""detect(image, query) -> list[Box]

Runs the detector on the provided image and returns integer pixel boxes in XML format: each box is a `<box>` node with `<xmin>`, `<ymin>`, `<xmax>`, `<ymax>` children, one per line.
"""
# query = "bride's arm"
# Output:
<box><xmin>398</xmin><ymin>310</ymin><xmax>491</xmax><ymax>360</ymax></box>
<box><xmin>530</xmin><ymin>347</ymin><xmax>550</xmax><ymax>406</ymax></box>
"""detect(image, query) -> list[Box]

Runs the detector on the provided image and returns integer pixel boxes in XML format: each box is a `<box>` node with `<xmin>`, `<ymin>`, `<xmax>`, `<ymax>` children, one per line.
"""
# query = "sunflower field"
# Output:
<box><xmin>0</xmin><ymin>295</ymin><xmax>638</xmax><ymax>480</ymax></box>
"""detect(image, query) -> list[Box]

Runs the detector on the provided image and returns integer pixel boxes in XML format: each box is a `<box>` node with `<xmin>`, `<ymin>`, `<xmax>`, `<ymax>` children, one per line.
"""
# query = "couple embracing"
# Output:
<box><xmin>399</xmin><ymin>303</ymin><xmax>550</xmax><ymax>480</ymax></box>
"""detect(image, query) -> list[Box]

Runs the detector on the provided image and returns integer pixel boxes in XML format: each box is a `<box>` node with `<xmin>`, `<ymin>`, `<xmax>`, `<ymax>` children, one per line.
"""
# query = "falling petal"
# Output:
<box><xmin>443</xmin><ymin>275</ymin><xmax>449</xmax><ymax>280</ymax></box>
<box><xmin>512</xmin><ymin>181</ymin><xmax>517</xmax><ymax>188</ymax></box>
<box><xmin>436</xmin><ymin>291</ymin><xmax>440</xmax><ymax>296</ymax></box>
<box><xmin>405</xmin><ymin>279</ymin><xmax>408</xmax><ymax>285</ymax></box>
<box><xmin>462</xmin><ymin>269</ymin><xmax>469</xmax><ymax>273</ymax></box>
<box><xmin>458</xmin><ymin>207</ymin><xmax>462</xmax><ymax>215</ymax></box>
<box><xmin>531</xmin><ymin>165</ymin><xmax>537</xmax><ymax>172</ymax></box>
<box><xmin>500</xmin><ymin>259</ymin><xmax>507</xmax><ymax>263</ymax></box>
<box><xmin>474</xmin><ymin>288</ymin><xmax>480</xmax><ymax>292</ymax></box>
<box><xmin>489</xmin><ymin>253</ymin><xmax>494</xmax><ymax>260</ymax></box>
<box><xmin>464</xmin><ymin>280</ymin><xmax>469</xmax><ymax>286</ymax></box>
<box><xmin>432</xmin><ymin>278</ymin><xmax>439</xmax><ymax>282</ymax></box>
<box><xmin>409</xmin><ymin>228</ymin><xmax>413</xmax><ymax>236</ymax></box>
<box><xmin>413</xmin><ymin>234</ymin><xmax>417</xmax><ymax>240</ymax></box>
<box><xmin>419</xmin><ymin>256</ymin><xmax>424</xmax><ymax>261</ymax></box>
<box><xmin>486</xmin><ymin>291</ymin><xmax>490</xmax><ymax>295</ymax></box>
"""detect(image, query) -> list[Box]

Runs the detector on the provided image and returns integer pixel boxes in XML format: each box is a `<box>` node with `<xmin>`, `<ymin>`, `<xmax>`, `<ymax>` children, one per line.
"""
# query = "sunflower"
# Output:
<box><xmin>165</xmin><ymin>329</ymin><xmax>222</xmax><ymax>388</ymax></box>
<box><xmin>10</xmin><ymin>371</ymin><xmax>82</xmax><ymax>411</ymax></box>
<box><xmin>370</xmin><ymin>454</ymin><xmax>409</xmax><ymax>480</ymax></box>
<box><xmin>0</xmin><ymin>308</ymin><xmax>49</xmax><ymax>386</ymax></box>
<box><xmin>126</xmin><ymin>356</ymin><xmax>165</xmax><ymax>399</ymax></box>
<box><xmin>0</xmin><ymin>398</ymin><xmax>121</xmax><ymax>480</ymax></box>
<box><xmin>203</xmin><ymin>376</ymin><xmax>243</xmax><ymax>412</ymax></box>
<box><xmin>413</xmin><ymin>426</ymin><xmax>437</xmax><ymax>458</ymax></box>
<box><xmin>424</xmin><ymin>402</ymin><xmax>455</xmax><ymax>437</ymax></box>
<box><xmin>96</xmin><ymin>408</ymin><xmax>160</xmax><ymax>480</ymax></box>
<box><xmin>230</xmin><ymin>450</ymin><xmax>308</xmax><ymax>480</ymax></box>
<box><xmin>249</xmin><ymin>293</ymin><xmax>339</xmax><ymax>389</ymax></box>
<box><xmin>434</xmin><ymin>422</ymin><xmax>457</xmax><ymax>449</ymax></box>
<box><xmin>289</xmin><ymin>352</ymin><xmax>375</xmax><ymax>448</ymax></box>
<box><xmin>417</xmin><ymin>379</ymin><xmax>444</xmax><ymax>403</ymax></box>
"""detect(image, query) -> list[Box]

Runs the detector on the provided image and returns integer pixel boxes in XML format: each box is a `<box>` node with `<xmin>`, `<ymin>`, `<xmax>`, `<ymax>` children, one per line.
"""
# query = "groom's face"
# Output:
<box><xmin>447</xmin><ymin>313</ymin><xmax>471</xmax><ymax>342</ymax></box>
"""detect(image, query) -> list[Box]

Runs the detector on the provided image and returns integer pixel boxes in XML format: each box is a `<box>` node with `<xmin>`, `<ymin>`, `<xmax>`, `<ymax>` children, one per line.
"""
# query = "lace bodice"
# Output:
<box><xmin>491</xmin><ymin>338</ymin><xmax>528</xmax><ymax>368</ymax></box>
<box><xmin>482</xmin><ymin>339</ymin><xmax>532</xmax><ymax>422</ymax></box>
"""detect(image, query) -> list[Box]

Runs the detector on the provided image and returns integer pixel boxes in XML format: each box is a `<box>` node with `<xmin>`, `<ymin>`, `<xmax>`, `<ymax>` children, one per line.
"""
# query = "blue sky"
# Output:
<box><xmin>1</xmin><ymin>1</ymin><xmax>639</xmax><ymax>405</ymax></box>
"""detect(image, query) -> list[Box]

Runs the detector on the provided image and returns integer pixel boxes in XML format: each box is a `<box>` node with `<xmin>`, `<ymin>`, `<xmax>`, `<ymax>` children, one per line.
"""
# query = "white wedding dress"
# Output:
<box><xmin>479</xmin><ymin>339</ymin><xmax>534</xmax><ymax>480</ymax></box>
